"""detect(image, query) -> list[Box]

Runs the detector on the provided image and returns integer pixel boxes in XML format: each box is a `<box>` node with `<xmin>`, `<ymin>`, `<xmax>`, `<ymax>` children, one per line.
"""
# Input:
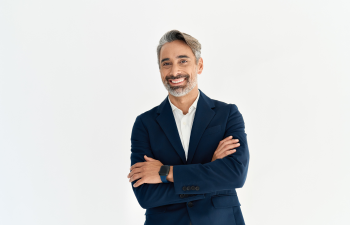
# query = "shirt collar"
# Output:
<box><xmin>168</xmin><ymin>90</ymin><xmax>200</xmax><ymax>114</ymax></box>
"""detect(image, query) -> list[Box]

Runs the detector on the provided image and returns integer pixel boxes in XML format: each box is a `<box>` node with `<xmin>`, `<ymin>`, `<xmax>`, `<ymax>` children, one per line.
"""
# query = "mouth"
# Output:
<box><xmin>168</xmin><ymin>77</ymin><xmax>187</xmax><ymax>86</ymax></box>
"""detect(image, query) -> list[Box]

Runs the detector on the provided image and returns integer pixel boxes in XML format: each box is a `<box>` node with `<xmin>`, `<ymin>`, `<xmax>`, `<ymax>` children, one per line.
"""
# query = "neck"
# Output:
<box><xmin>168</xmin><ymin>87</ymin><xmax>199</xmax><ymax>115</ymax></box>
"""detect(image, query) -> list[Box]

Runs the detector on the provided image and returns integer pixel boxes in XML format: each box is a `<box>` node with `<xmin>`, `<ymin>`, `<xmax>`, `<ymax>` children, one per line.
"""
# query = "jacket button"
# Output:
<box><xmin>195</xmin><ymin>186</ymin><xmax>199</xmax><ymax>191</ymax></box>
<box><xmin>182</xmin><ymin>186</ymin><xmax>187</xmax><ymax>191</ymax></box>
<box><xmin>179</xmin><ymin>194</ymin><xmax>185</xmax><ymax>198</ymax></box>
<box><xmin>187</xmin><ymin>201</ymin><xmax>194</xmax><ymax>207</ymax></box>
<box><xmin>186</xmin><ymin>186</ymin><xmax>191</xmax><ymax>191</ymax></box>
<box><xmin>191</xmin><ymin>186</ymin><xmax>196</xmax><ymax>190</ymax></box>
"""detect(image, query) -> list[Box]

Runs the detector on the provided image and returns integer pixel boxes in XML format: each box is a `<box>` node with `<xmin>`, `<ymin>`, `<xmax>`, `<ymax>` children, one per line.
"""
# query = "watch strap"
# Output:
<box><xmin>159</xmin><ymin>165</ymin><xmax>170</xmax><ymax>183</ymax></box>
<box><xmin>160</xmin><ymin>175</ymin><xmax>169</xmax><ymax>183</ymax></box>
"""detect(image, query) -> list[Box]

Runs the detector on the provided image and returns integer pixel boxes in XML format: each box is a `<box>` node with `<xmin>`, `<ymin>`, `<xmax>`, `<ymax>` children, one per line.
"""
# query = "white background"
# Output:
<box><xmin>1</xmin><ymin>1</ymin><xmax>349</xmax><ymax>224</ymax></box>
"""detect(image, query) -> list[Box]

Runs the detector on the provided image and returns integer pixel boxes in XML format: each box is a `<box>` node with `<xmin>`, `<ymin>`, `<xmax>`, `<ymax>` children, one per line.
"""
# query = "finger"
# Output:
<box><xmin>133</xmin><ymin>178</ymin><xmax>144</xmax><ymax>187</ymax></box>
<box><xmin>223</xmin><ymin>143</ymin><xmax>240</xmax><ymax>152</ymax></box>
<box><xmin>226</xmin><ymin>149</ymin><xmax>236</xmax><ymax>155</ymax></box>
<box><xmin>223</xmin><ymin>140</ymin><xmax>240</xmax><ymax>149</ymax></box>
<box><xmin>128</xmin><ymin>168</ymin><xmax>142</xmax><ymax>178</ymax></box>
<box><xmin>224</xmin><ymin>135</ymin><xmax>233</xmax><ymax>140</ymax></box>
<box><xmin>226</xmin><ymin>141</ymin><xmax>240</xmax><ymax>149</ymax></box>
<box><xmin>217</xmin><ymin>149</ymin><xmax>236</xmax><ymax>159</ymax></box>
<box><xmin>217</xmin><ymin>143</ymin><xmax>240</xmax><ymax>155</ymax></box>
<box><xmin>130</xmin><ymin>162</ymin><xmax>144</xmax><ymax>170</ymax></box>
<box><xmin>130</xmin><ymin>172</ymin><xmax>142</xmax><ymax>183</ymax></box>
<box><xmin>223</xmin><ymin>139</ymin><xmax>239</xmax><ymax>146</ymax></box>
<box><xmin>219</xmin><ymin>138</ymin><xmax>239</xmax><ymax>148</ymax></box>
<box><xmin>218</xmin><ymin>136</ymin><xmax>233</xmax><ymax>148</ymax></box>
<box><xmin>231</xmin><ymin>139</ymin><xmax>240</xmax><ymax>143</ymax></box>
<box><xmin>217</xmin><ymin>139</ymin><xmax>237</xmax><ymax>153</ymax></box>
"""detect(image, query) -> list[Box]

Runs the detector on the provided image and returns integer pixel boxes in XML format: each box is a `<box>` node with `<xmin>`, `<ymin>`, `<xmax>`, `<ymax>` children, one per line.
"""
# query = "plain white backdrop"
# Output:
<box><xmin>0</xmin><ymin>0</ymin><xmax>349</xmax><ymax>224</ymax></box>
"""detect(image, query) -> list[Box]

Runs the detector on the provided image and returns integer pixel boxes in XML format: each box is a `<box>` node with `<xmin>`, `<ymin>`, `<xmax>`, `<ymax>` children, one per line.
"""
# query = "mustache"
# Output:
<box><xmin>166</xmin><ymin>74</ymin><xmax>190</xmax><ymax>81</ymax></box>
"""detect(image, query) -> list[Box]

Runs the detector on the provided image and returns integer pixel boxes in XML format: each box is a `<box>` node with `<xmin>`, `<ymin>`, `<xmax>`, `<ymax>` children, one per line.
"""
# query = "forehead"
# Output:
<box><xmin>160</xmin><ymin>40</ymin><xmax>195</xmax><ymax>59</ymax></box>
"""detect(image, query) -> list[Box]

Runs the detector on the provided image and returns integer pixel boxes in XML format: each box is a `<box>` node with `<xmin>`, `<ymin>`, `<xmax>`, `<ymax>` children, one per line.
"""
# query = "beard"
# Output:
<box><xmin>162</xmin><ymin>73</ymin><xmax>198</xmax><ymax>97</ymax></box>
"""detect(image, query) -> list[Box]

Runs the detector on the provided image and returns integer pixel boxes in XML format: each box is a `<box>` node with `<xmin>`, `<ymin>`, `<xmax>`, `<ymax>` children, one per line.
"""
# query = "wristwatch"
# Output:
<box><xmin>159</xmin><ymin>165</ymin><xmax>170</xmax><ymax>183</ymax></box>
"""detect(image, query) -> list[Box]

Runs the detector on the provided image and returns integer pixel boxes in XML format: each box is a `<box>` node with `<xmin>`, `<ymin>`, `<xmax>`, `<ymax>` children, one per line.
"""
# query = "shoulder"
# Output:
<box><xmin>133</xmin><ymin>105</ymin><xmax>159</xmax><ymax>124</ymax></box>
<box><xmin>211</xmin><ymin>98</ymin><xmax>239</xmax><ymax>114</ymax></box>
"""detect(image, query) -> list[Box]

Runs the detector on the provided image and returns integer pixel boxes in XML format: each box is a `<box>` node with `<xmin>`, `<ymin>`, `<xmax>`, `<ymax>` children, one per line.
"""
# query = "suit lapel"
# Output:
<box><xmin>155</xmin><ymin>89</ymin><xmax>216</xmax><ymax>165</ymax></box>
<box><xmin>187</xmin><ymin>89</ymin><xmax>215</xmax><ymax>164</ymax></box>
<box><xmin>156</xmin><ymin>95</ymin><xmax>187</xmax><ymax>164</ymax></box>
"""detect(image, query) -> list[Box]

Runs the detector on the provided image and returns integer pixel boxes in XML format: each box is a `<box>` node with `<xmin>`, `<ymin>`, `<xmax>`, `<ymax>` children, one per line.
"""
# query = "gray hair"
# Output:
<box><xmin>157</xmin><ymin>30</ymin><xmax>201</xmax><ymax>68</ymax></box>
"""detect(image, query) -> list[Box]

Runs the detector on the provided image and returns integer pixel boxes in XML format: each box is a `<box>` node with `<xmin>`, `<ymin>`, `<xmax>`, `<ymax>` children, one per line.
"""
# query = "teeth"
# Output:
<box><xmin>171</xmin><ymin>78</ymin><xmax>185</xmax><ymax>83</ymax></box>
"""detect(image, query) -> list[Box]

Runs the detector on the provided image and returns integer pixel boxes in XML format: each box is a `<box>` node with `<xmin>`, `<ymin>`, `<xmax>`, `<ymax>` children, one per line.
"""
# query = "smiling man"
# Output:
<box><xmin>127</xmin><ymin>30</ymin><xmax>250</xmax><ymax>225</ymax></box>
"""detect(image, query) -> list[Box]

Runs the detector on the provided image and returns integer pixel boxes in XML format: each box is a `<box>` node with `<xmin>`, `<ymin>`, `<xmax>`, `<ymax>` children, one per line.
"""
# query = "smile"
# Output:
<box><xmin>169</xmin><ymin>77</ymin><xmax>186</xmax><ymax>85</ymax></box>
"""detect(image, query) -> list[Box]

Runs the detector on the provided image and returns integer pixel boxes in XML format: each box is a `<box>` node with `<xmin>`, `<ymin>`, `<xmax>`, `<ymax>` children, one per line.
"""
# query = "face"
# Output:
<box><xmin>159</xmin><ymin>40</ymin><xmax>203</xmax><ymax>97</ymax></box>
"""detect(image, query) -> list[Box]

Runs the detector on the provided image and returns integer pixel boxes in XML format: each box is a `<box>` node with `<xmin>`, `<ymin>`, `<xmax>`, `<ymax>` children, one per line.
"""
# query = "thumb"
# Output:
<box><xmin>144</xmin><ymin>155</ymin><xmax>155</xmax><ymax>161</ymax></box>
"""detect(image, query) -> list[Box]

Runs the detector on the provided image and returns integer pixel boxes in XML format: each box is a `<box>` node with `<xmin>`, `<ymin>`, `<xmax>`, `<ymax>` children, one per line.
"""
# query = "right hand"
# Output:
<box><xmin>211</xmin><ymin>136</ymin><xmax>240</xmax><ymax>162</ymax></box>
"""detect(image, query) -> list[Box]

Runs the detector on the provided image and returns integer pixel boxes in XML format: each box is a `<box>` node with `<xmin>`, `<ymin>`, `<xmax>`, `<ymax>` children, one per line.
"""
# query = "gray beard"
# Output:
<box><xmin>162</xmin><ymin>75</ymin><xmax>198</xmax><ymax>97</ymax></box>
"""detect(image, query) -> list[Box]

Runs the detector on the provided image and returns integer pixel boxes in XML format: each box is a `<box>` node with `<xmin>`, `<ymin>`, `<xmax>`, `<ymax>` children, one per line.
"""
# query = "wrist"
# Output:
<box><xmin>159</xmin><ymin>165</ymin><xmax>171</xmax><ymax>183</ymax></box>
<box><xmin>166</xmin><ymin>166</ymin><xmax>174</xmax><ymax>182</ymax></box>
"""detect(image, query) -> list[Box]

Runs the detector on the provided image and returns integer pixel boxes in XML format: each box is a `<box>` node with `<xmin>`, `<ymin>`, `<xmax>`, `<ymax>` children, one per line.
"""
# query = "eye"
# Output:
<box><xmin>163</xmin><ymin>62</ymin><xmax>170</xmax><ymax>66</ymax></box>
<box><xmin>180</xmin><ymin>60</ymin><xmax>187</xmax><ymax>63</ymax></box>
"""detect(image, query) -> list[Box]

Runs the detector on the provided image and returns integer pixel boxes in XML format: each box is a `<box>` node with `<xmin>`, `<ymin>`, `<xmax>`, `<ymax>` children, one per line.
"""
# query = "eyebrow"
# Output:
<box><xmin>160</xmin><ymin>55</ymin><xmax>190</xmax><ymax>64</ymax></box>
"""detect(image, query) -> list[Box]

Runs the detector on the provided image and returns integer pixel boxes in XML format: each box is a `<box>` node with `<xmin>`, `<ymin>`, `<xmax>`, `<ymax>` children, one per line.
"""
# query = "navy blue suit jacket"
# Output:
<box><xmin>130</xmin><ymin>89</ymin><xmax>249</xmax><ymax>225</ymax></box>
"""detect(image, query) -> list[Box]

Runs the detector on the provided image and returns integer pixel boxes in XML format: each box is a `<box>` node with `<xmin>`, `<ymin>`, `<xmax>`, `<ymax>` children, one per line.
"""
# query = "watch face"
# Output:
<box><xmin>159</xmin><ymin>166</ymin><xmax>169</xmax><ymax>175</ymax></box>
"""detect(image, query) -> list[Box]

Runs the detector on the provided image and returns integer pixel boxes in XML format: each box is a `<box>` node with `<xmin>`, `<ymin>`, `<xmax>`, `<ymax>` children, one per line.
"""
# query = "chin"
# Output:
<box><xmin>169</xmin><ymin>86</ymin><xmax>193</xmax><ymax>97</ymax></box>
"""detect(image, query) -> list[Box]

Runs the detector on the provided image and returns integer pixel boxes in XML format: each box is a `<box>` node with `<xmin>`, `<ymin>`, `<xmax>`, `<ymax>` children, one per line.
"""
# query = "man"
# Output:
<box><xmin>127</xmin><ymin>30</ymin><xmax>249</xmax><ymax>225</ymax></box>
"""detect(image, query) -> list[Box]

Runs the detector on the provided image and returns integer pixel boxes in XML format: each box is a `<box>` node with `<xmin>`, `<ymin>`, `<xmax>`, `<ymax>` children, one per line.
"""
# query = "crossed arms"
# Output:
<box><xmin>129</xmin><ymin>104</ymin><xmax>249</xmax><ymax>209</ymax></box>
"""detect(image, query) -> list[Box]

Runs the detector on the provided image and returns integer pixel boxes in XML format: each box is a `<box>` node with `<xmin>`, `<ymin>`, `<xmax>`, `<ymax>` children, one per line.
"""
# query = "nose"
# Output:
<box><xmin>170</xmin><ymin>63</ymin><xmax>182</xmax><ymax>78</ymax></box>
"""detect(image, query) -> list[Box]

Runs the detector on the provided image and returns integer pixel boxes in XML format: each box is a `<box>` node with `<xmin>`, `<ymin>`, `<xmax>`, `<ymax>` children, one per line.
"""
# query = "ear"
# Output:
<box><xmin>197</xmin><ymin>57</ymin><xmax>204</xmax><ymax>74</ymax></box>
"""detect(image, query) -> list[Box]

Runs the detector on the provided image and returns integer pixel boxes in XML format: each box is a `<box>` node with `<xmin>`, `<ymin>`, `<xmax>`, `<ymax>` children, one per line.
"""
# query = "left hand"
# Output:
<box><xmin>128</xmin><ymin>155</ymin><xmax>163</xmax><ymax>187</ymax></box>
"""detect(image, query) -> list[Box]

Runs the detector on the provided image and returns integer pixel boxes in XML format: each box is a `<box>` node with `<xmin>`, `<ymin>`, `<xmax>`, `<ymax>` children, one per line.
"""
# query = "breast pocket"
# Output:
<box><xmin>202</xmin><ymin>125</ymin><xmax>221</xmax><ymax>137</ymax></box>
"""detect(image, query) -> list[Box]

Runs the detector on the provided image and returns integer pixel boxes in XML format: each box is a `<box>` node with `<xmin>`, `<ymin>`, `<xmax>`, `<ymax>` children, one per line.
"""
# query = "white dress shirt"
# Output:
<box><xmin>168</xmin><ymin>91</ymin><xmax>200</xmax><ymax>161</ymax></box>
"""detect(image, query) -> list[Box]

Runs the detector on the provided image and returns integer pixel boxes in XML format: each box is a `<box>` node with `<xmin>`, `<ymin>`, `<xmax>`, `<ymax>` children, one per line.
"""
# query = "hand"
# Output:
<box><xmin>211</xmin><ymin>136</ymin><xmax>240</xmax><ymax>162</ymax></box>
<box><xmin>127</xmin><ymin>155</ymin><xmax>163</xmax><ymax>187</ymax></box>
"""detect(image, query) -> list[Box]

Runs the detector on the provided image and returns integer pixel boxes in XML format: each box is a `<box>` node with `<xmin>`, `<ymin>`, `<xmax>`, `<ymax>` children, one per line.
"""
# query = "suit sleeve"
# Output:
<box><xmin>130</xmin><ymin>115</ymin><xmax>205</xmax><ymax>209</ymax></box>
<box><xmin>172</xmin><ymin>104</ymin><xmax>250</xmax><ymax>194</ymax></box>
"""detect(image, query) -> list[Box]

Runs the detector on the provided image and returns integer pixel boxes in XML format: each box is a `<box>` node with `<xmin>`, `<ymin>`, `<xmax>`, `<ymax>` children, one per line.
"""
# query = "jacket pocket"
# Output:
<box><xmin>144</xmin><ymin>205</ymin><xmax>167</xmax><ymax>215</ymax></box>
<box><xmin>202</xmin><ymin>125</ymin><xmax>221</xmax><ymax>136</ymax></box>
<box><xmin>211</xmin><ymin>194</ymin><xmax>241</xmax><ymax>208</ymax></box>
